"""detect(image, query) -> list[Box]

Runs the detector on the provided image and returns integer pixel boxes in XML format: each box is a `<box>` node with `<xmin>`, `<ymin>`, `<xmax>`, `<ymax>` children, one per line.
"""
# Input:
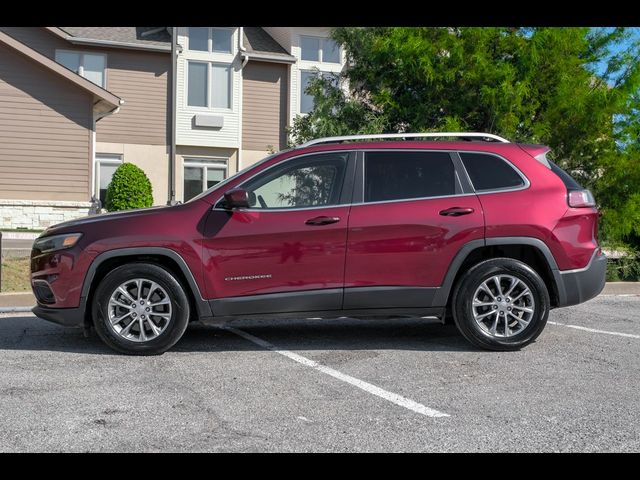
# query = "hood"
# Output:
<box><xmin>42</xmin><ymin>205</ymin><xmax>170</xmax><ymax>236</ymax></box>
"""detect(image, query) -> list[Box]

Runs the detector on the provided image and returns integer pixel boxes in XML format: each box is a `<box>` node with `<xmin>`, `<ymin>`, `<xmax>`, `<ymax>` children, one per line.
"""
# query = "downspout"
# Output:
<box><xmin>239</xmin><ymin>26</ymin><xmax>249</xmax><ymax>67</ymax></box>
<box><xmin>168</xmin><ymin>26</ymin><xmax>178</xmax><ymax>205</ymax></box>
<box><xmin>238</xmin><ymin>27</ymin><xmax>248</xmax><ymax>173</ymax></box>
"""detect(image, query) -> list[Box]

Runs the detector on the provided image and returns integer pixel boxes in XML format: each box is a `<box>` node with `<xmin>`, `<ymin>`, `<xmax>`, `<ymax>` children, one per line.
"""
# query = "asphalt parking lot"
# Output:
<box><xmin>0</xmin><ymin>294</ymin><xmax>638</xmax><ymax>452</ymax></box>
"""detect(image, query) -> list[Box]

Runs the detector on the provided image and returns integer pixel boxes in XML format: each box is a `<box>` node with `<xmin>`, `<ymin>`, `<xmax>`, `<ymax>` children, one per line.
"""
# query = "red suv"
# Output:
<box><xmin>30</xmin><ymin>133</ymin><xmax>606</xmax><ymax>355</ymax></box>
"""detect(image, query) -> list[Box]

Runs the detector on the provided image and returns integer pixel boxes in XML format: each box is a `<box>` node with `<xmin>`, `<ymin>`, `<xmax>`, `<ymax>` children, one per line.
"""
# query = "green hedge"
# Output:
<box><xmin>105</xmin><ymin>163</ymin><xmax>153</xmax><ymax>212</ymax></box>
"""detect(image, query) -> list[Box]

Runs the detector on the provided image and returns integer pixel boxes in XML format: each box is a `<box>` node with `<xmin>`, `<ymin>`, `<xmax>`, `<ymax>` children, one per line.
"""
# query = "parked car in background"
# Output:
<box><xmin>30</xmin><ymin>133</ymin><xmax>606</xmax><ymax>355</ymax></box>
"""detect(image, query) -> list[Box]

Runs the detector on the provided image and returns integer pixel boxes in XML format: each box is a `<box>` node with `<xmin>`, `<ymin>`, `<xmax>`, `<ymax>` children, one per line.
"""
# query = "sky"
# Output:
<box><xmin>593</xmin><ymin>27</ymin><xmax>640</xmax><ymax>78</ymax></box>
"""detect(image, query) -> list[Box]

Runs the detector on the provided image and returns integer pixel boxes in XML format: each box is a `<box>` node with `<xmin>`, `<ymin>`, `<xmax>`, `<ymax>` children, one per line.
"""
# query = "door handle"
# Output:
<box><xmin>305</xmin><ymin>216</ymin><xmax>341</xmax><ymax>226</ymax></box>
<box><xmin>439</xmin><ymin>207</ymin><xmax>475</xmax><ymax>217</ymax></box>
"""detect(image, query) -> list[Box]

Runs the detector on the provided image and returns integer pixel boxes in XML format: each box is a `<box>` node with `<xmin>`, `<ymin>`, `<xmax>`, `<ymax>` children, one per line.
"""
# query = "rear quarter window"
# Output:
<box><xmin>549</xmin><ymin>160</ymin><xmax>583</xmax><ymax>190</ymax></box>
<box><xmin>459</xmin><ymin>152</ymin><xmax>526</xmax><ymax>191</ymax></box>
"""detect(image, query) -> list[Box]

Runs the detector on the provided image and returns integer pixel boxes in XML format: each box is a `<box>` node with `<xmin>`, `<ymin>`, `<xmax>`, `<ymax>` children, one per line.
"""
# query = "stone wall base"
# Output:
<box><xmin>0</xmin><ymin>199</ymin><xmax>92</xmax><ymax>230</ymax></box>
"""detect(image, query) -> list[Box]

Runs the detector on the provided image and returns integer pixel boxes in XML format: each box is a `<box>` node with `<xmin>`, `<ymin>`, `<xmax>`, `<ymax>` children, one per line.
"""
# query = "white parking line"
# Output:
<box><xmin>223</xmin><ymin>325</ymin><xmax>450</xmax><ymax>418</ymax></box>
<box><xmin>548</xmin><ymin>321</ymin><xmax>640</xmax><ymax>339</ymax></box>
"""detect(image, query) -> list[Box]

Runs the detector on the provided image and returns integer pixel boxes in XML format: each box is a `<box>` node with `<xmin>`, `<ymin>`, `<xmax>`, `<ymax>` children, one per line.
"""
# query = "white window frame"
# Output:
<box><xmin>300</xmin><ymin>35</ymin><xmax>341</xmax><ymax>65</ymax></box>
<box><xmin>183</xmin><ymin>158</ymin><xmax>228</xmax><ymax>201</ymax></box>
<box><xmin>187</xmin><ymin>27</ymin><xmax>234</xmax><ymax>54</ymax></box>
<box><xmin>185</xmin><ymin>60</ymin><xmax>233</xmax><ymax>111</ymax></box>
<box><xmin>55</xmin><ymin>49</ymin><xmax>108</xmax><ymax>88</ymax></box>
<box><xmin>94</xmin><ymin>154</ymin><xmax>122</xmax><ymax>203</ymax></box>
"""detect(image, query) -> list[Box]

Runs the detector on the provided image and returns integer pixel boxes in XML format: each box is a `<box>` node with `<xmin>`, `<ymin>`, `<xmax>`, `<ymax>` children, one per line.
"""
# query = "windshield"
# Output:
<box><xmin>186</xmin><ymin>151</ymin><xmax>285</xmax><ymax>203</ymax></box>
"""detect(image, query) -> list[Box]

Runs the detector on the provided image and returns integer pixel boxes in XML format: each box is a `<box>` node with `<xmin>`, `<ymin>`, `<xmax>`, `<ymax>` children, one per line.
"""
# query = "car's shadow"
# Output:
<box><xmin>0</xmin><ymin>315</ymin><xmax>478</xmax><ymax>355</ymax></box>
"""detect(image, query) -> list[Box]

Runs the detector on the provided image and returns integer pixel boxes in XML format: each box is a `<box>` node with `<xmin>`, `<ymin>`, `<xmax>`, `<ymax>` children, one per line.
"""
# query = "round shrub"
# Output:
<box><xmin>105</xmin><ymin>162</ymin><xmax>154</xmax><ymax>212</ymax></box>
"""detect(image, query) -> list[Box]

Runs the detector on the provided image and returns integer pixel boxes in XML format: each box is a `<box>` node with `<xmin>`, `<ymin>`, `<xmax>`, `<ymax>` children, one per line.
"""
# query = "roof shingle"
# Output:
<box><xmin>243</xmin><ymin>27</ymin><xmax>292</xmax><ymax>57</ymax></box>
<box><xmin>59</xmin><ymin>27</ymin><xmax>171</xmax><ymax>48</ymax></box>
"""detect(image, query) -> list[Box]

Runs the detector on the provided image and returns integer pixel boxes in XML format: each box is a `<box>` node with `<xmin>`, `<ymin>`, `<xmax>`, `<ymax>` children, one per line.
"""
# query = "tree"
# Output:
<box><xmin>290</xmin><ymin>27</ymin><xmax>640</xmax><ymax>251</ymax></box>
<box><xmin>105</xmin><ymin>163</ymin><xmax>154</xmax><ymax>212</ymax></box>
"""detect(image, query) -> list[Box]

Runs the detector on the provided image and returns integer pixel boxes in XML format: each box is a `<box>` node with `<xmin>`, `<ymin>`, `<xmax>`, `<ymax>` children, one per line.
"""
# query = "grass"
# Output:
<box><xmin>0</xmin><ymin>256</ymin><xmax>30</xmax><ymax>292</ymax></box>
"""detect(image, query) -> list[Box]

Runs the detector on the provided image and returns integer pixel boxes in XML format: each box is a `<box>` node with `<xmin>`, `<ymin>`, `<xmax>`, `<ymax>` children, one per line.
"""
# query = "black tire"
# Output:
<box><xmin>451</xmin><ymin>258</ymin><xmax>550</xmax><ymax>351</ymax></box>
<box><xmin>92</xmin><ymin>263</ymin><xmax>190</xmax><ymax>355</ymax></box>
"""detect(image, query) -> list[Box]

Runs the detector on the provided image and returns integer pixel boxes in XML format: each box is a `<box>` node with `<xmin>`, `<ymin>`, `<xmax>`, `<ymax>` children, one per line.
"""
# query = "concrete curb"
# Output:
<box><xmin>0</xmin><ymin>231</ymin><xmax>40</xmax><ymax>240</ymax></box>
<box><xmin>0</xmin><ymin>306</ymin><xmax>33</xmax><ymax>314</ymax></box>
<box><xmin>602</xmin><ymin>282</ymin><xmax>640</xmax><ymax>295</ymax></box>
<box><xmin>0</xmin><ymin>292</ymin><xmax>36</xmax><ymax>309</ymax></box>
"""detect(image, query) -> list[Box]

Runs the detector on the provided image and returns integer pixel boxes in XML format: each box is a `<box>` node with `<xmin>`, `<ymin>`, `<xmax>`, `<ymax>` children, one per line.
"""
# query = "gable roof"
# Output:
<box><xmin>46</xmin><ymin>27</ymin><xmax>297</xmax><ymax>62</ymax></box>
<box><xmin>243</xmin><ymin>27</ymin><xmax>296</xmax><ymax>63</ymax></box>
<box><xmin>0</xmin><ymin>30</ymin><xmax>122</xmax><ymax>114</ymax></box>
<box><xmin>51</xmin><ymin>27</ymin><xmax>171</xmax><ymax>52</ymax></box>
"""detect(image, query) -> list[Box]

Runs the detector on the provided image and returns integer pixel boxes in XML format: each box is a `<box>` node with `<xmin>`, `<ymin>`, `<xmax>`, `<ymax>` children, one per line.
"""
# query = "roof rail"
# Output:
<box><xmin>299</xmin><ymin>132</ymin><xmax>510</xmax><ymax>147</ymax></box>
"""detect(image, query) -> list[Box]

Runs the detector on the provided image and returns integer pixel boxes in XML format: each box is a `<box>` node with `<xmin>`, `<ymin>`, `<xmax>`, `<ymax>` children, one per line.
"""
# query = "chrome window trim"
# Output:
<box><xmin>211</xmin><ymin>204</ymin><xmax>350</xmax><ymax>213</ymax></box>
<box><xmin>350</xmin><ymin>192</ymin><xmax>478</xmax><ymax>208</ymax></box>
<box><xmin>212</xmin><ymin>150</ymin><xmax>355</xmax><ymax>210</ymax></box>
<box><xmin>457</xmin><ymin>150</ymin><xmax>531</xmax><ymax>194</ymax></box>
<box><xmin>211</xmin><ymin>147</ymin><xmax>531</xmax><ymax>212</ymax></box>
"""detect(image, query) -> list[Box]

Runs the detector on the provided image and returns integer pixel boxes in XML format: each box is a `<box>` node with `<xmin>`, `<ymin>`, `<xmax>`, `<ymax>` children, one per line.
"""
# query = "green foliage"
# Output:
<box><xmin>603</xmin><ymin>242</ymin><xmax>640</xmax><ymax>281</ymax></box>
<box><xmin>290</xmin><ymin>27</ymin><xmax>640</xmax><ymax>254</ymax></box>
<box><xmin>105</xmin><ymin>163</ymin><xmax>154</xmax><ymax>212</ymax></box>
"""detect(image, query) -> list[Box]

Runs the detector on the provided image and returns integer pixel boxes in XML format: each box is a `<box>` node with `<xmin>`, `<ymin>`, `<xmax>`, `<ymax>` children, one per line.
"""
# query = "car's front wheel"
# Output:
<box><xmin>92</xmin><ymin>263</ymin><xmax>190</xmax><ymax>355</ymax></box>
<box><xmin>451</xmin><ymin>258</ymin><xmax>550</xmax><ymax>351</ymax></box>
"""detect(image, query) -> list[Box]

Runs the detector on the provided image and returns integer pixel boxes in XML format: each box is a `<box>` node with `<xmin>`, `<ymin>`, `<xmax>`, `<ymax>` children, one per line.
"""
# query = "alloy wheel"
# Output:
<box><xmin>107</xmin><ymin>278</ymin><xmax>172</xmax><ymax>342</ymax></box>
<box><xmin>471</xmin><ymin>274</ymin><xmax>535</xmax><ymax>338</ymax></box>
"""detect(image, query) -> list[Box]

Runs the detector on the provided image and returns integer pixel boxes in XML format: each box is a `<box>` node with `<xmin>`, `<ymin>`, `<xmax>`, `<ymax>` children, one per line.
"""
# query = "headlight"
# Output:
<box><xmin>33</xmin><ymin>233</ymin><xmax>82</xmax><ymax>254</ymax></box>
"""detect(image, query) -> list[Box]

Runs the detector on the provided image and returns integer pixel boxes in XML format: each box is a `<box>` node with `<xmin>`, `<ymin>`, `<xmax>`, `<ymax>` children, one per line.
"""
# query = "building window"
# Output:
<box><xmin>300</xmin><ymin>70</ymin><xmax>336</xmax><ymax>114</ymax></box>
<box><xmin>94</xmin><ymin>154</ymin><xmax>122</xmax><ymax>206</ymax></box>
<box><xmin>322</xmin><ymin>39</ymin><xmax>341</xmax><ymax>64</ymax></box>
<box><xmin>55</xmin><ymin>50</ymin><xmax>107</xmax><ymax>87</ymax></box>
<box><xmin>187</xmin><ymin>61</ymin><xmax>232</xmax><ymax>109</ymax></box>
<box><xmin>300</xmin><ymin>35</ymin><xmax>341</xmax><ymax>64</ymax></box>
<box><xmin>212</xmin><ymin>28</ymin><xmax>233</xmax><ymax>53</ymax></box>
<box><xmin>188</xmin><ymin>27</ymin><xmax>209</xmax><ymax>51</ymax></box>
<box><xmin>301</xmin><ymin>36</ymin><xmax>320</xmax><ymax>61</ymax></box>
<box><xmin>183</xmin><ymin>159</ymin><xmax>227</xmax><ymax>202</ymax></box>
<box><xmin>300</xmin><ymin>71</ymin><xmax>315</xmax><ymax>114</ymax></box>
<box><xmin>188</xmin><ymin>27</ymin><xmax>233</xmax><ymax>54</ymax></box>
<box><xmin>187</xmin><ymin>61</ymin><xmax>208</xmax><ymax>107</ymax></box>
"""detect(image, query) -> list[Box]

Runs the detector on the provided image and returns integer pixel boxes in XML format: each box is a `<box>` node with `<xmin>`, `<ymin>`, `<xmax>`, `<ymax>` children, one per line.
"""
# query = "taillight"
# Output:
<box><xmin>567</xmin><ymin>189</ymin><xmax>596</xmax><ymax>208</ymax></box>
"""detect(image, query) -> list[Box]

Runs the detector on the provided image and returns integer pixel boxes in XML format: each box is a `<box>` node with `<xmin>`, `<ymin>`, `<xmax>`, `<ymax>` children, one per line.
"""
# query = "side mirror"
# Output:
<box><xmin>223</xmin><ymin>188</ymin><xmax>250</xmax><ymax>209</ymax></box>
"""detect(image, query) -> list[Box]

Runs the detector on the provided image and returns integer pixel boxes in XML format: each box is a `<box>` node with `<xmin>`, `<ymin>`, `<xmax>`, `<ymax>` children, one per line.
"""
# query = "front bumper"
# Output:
<box><xmin>555</xmin><ymin>250</ymin><xmax>607</xmax><ymax>308</ymax></box>
<box><xmin>32</xmin><ymin>305</ymin><xmax>85</xmax><ymax>327</ymax></box>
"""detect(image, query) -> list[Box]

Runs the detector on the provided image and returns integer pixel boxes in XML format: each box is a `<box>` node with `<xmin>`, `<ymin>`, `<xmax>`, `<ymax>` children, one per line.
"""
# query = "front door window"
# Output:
<box><xmin>241</xmin><ymin>152</ymin><xmax>348</xmax><ymax>209</ymax></box>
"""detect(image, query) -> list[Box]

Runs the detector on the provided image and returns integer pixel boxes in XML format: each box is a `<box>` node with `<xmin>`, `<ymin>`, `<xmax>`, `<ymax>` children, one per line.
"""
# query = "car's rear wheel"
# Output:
<box><xmin>451</xmin><ymin>258</ymin><xmax>550</xmax><ymax>351</ymax></box>
<box><xmin>92</xmin><ymin>263</ymin><xmax>190</xmax><ymax>355</ymax></box>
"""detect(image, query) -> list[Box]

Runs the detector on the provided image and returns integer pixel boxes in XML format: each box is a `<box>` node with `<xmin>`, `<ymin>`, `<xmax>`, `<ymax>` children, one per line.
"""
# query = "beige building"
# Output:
<box><xmin>0</xmin><ymin>27</ymin><xmax>345</xmax><ymax>229</ymax></box>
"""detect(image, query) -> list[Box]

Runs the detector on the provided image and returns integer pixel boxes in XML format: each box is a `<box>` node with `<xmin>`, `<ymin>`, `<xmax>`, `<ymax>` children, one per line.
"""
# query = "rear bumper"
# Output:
<box><xmin>555</xmin><ymin>250</ymin><xmax>607</xmax><ymax>308</ymax></box>
<box><xmin>32</xmin><ymin>305</ymin><xmax>85</xmax><ymax>327</ymax></box>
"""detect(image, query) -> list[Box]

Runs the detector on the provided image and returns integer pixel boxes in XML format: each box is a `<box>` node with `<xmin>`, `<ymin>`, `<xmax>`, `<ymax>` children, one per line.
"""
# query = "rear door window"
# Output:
<box><xmin>459</xmin><ymin>152</ymin><xmax>525</xmax><ymax>191</ymax></box>
<box><xmin>364</xmin><ymin>151</ymin><xmax>457</xmax><ymax>202</ymax></box>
